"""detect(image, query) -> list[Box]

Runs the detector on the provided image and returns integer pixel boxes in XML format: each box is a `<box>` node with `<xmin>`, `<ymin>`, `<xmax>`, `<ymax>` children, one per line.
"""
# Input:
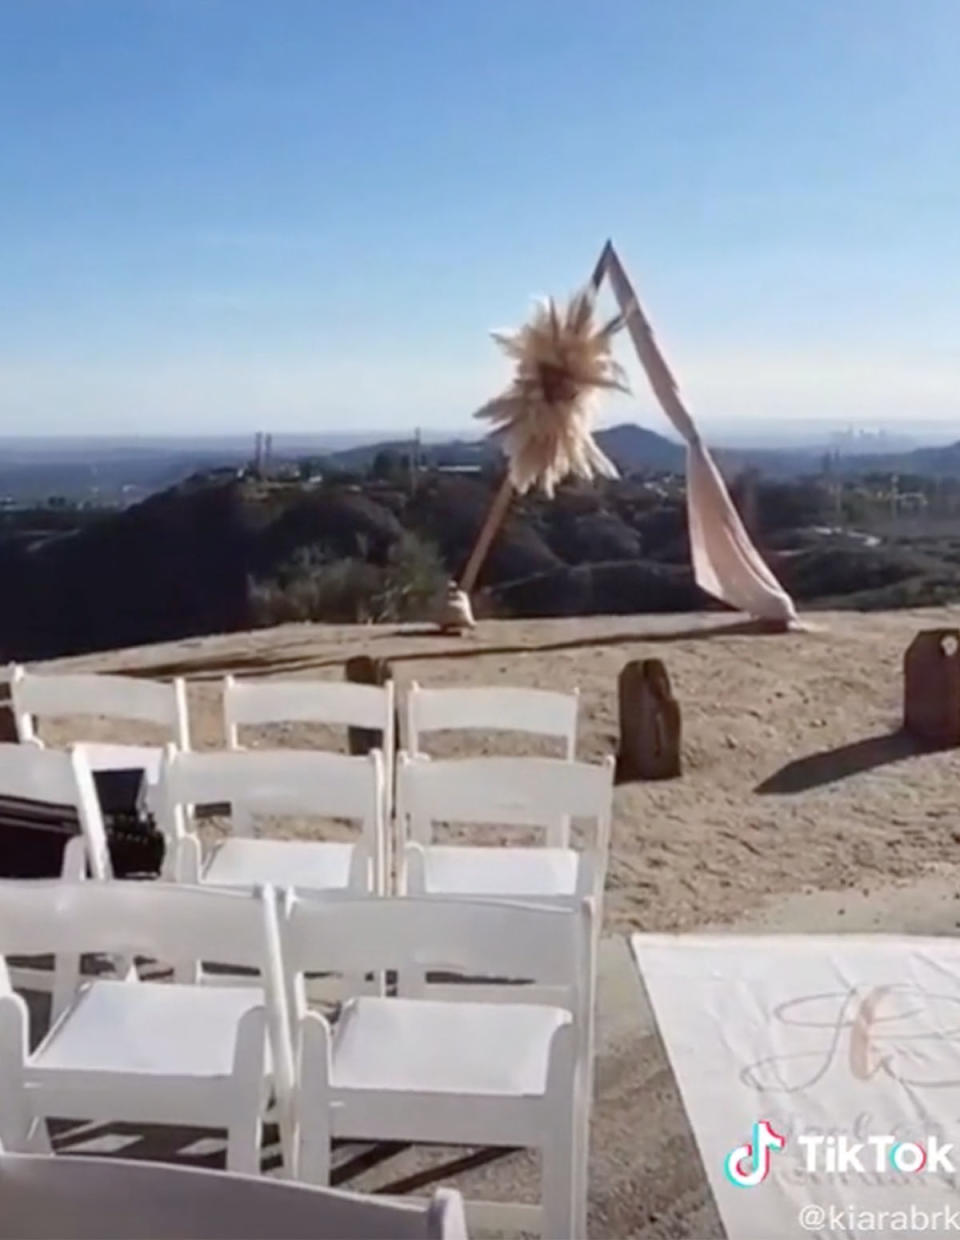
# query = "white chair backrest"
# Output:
<box><xmin>406</xmin><ymin>683</ymin><xmax>578</xmax><ymax>758</ymax></box>
<box><xmin>397</xmin><ymin>753</ymin><xmax>614</xmax><ymax>849</ymax></box>
<box><xmin>223</xmin><ymin>675</ymin><xmax>394</xmax><ymax>751</ymax></box>
<box><xmin>156</xmin><ymin>747</ymin><xmax>384</xmax><ymax>841</ymax></box>
<box><xmin>9</xmin><ymin>665</ymin><xmax>190</xmax><ymax>749</ymax></box>
<box><xmin>279</xmin><ymin>892</ymin><xmax>594</xmax><ymax>1018</ymax></box>
<box><xmin>0</xmin><ymin>1151</ymin><xmax>468</xmax><ymax>1240</ymax></box>
<box><xmin>0</xmin><ymin>880</ymin><xmax>275</xmax><ymax>981</ymax></box>
<box><xmin>0</xmin><ymin>743</ymin><xmax>110</xmax><ymax>880</ymax></box>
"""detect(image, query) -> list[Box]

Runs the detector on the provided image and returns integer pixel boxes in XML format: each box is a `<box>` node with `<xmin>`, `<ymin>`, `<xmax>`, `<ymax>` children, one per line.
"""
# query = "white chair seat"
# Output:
<box><xmin>203</xmin><ymin>839</ymin><xmax>355</xmax><ymax>892</ymax></box>
<box><xmin>331</xmin><ymin>997</ymin><xmax>569</xmax><ymax>1096</ymax></box>
<box><xmin>29</xmin><ymin>981</ymin><xmax>266</xmax><ymax>1077</ymax></box>
<box><xmin>415</xmin><ymin>845</ymin><xmax>580</xmax><ymax>898</ymax></box>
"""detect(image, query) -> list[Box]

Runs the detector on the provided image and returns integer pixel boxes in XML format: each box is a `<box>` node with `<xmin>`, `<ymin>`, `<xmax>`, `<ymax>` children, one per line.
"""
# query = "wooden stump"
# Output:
<box><xmin>344</xmin><ymin>656</ymin><xmax>395</xmax><ymax>756</ymax></box>
<box><xmin>903</xmin><ymin>629</ymin><xmax>960</xmax><ymax>747</ymax></box>
<box><xmin>616</xmin><ymin>658</ymin><xmax>682</xmax><ymax>781</ymax></box>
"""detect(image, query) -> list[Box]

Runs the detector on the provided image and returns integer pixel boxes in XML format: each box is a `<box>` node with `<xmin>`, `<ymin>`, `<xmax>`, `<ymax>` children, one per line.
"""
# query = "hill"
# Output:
<box><xmin>325</xmin><ymin>422</ymin><xmax>686</xmax><ymax>475</ymax></box>
<box><xmin>872</xmin><ymin>439</ymin><xmax>960</xmax><ymax>476</ymax></box>
<box><xmin>5</xmin><ymin>464</ymin><xmax>960</xmax><ymax>660</ymax></box>
<box><xmin>328</xmin><ymin>436</ymin><xmax>494</xmax><ymax>472</ymax></box>
<box><xmin>593</xmin><ymin>423</ymin><xmax>685</xmax><ymax>472</ymax></box>
<box><xmin>326</xmin><ymin>423</ymin><xmax>960</xmax><ymax>481</ymax></box>
<box><xmin>721</xmin><ymin>438</ymin><xmax>960</xmax><ymax>479</ymax></box>
<box><xmin>0</xmin><ymin>433</ymin><xmax>399</xmax><ymax>503</ymax></box>
<box><xmin>7</xmin><ymin>425</ymin><xmax>960</xmax><ymax>507</ymax></box>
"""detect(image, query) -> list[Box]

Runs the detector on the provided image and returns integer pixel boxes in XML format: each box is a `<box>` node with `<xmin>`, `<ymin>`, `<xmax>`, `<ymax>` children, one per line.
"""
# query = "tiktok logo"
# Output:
<box><xmin>724</xmin><ymin>1120</ymin><xmax>786</xmax><ymax>1188</ymax></box>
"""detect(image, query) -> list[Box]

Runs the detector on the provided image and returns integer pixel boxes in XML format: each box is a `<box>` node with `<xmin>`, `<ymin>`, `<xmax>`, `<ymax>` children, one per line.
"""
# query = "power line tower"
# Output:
<box><xmin>410</xmin><ymin>426</ymin><xmax>421</xmax><ymax>496</ymax></box>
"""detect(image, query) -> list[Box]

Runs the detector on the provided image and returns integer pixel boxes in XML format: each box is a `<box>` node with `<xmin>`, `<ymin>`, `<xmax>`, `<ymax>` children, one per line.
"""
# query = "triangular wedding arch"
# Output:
<box><xmin>457</xmin><ymin>241</ymin><xmax>797</xmax><ymax>628</ymax></box>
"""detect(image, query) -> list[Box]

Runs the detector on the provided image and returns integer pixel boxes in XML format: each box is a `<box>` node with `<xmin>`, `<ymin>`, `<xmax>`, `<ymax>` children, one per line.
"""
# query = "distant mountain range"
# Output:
<box><xmin>326</xmin><ymin>423</ymin><xmax>960</xmax><ymax>481</ymax></box>
<box><xmin>325</xmin><ymin>423</ymin><xmax>688</xmax><ymax>474</ymax></box>
<box><xmin>718</xmin><ymin>439</ymin><xmax>960</xmax><ymax>480</ymax></box>
<box><xmin>4</xmin><ymin>423</ymin><xmax>960</xmax><ymax>505</ymax></box>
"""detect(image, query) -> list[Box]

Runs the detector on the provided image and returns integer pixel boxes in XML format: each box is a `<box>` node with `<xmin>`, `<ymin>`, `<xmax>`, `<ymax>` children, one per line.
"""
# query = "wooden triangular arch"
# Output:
<box><xmin>459</xmin><ymin>241</ymin><xmax>797</xmax><ymax>627</ymax></box>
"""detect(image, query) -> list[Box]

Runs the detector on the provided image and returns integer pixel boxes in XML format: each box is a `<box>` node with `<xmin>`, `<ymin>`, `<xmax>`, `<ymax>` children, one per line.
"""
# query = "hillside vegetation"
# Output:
<box><xmin>3</xmin><ymin>450</ymin><xmax>960</xmax><ymax>660</ymax></box>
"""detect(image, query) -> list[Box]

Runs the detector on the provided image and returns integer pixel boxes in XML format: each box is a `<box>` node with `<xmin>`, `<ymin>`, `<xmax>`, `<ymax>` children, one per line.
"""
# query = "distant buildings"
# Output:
<box><xmin>829</xmin><ymin>427</ymin><xmax>917</xmax><ymax>453</ymax></box>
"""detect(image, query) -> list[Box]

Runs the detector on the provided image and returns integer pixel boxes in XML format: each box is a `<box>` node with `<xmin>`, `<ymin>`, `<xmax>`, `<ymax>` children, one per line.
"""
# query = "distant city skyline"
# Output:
<box><xmin>2</xmin><ymin>1</ymin><xmax>957</xmax><ymax>436</ymax></box>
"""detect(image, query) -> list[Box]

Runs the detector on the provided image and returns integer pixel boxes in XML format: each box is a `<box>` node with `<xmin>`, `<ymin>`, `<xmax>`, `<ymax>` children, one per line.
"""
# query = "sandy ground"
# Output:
<box><xmin>9</xmin><ymin>606</ymin><xmax>960</xmax><ymax>1238</ymax></box>
<box><xmin>23</xmin><ymin>605</ymin><xmax>960</xmax><ymax>933</ymax></box>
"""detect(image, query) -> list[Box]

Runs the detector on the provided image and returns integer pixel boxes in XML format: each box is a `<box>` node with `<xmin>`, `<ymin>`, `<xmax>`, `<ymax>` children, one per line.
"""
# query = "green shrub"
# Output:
<box><xmin>248</xmin><ymin>533</ymin><xmax>447</xmax><ymax>626</ymax></box>
<box><xmin>373</xmin><ymin>532</ymin><xmax>449</xmax><ymax>621</ymax></box>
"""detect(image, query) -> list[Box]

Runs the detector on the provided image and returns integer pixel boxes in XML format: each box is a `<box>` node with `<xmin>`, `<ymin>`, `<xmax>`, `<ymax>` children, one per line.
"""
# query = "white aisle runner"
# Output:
<box><xmin>631</xmin><ymin>933</ymin><xmax>960</xmax><ymax>1240</ymax></box>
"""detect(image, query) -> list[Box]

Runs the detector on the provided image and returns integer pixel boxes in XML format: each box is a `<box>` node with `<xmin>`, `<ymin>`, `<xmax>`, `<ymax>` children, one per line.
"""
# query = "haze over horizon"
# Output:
<box><xmin>0</xmin><ymin>419</ymin><xmax>950</xmax><ymax>458</ymax></box>
<box><xmin>2</xmin><ymin>1</ymin><xmax>957</xmax><ymax>438</ymax></box>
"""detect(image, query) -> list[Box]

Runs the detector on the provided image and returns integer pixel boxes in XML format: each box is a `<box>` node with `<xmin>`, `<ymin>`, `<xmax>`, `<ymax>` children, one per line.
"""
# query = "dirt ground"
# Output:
<box><xmin>22</xmin><ymin>605</ymin><xmax>960</xmax><ymax>935</ymax></box>
<box><xmin>11</xmin><ymin>606</ymin><xmax>960</xmax><ymax>1238</ymax></box>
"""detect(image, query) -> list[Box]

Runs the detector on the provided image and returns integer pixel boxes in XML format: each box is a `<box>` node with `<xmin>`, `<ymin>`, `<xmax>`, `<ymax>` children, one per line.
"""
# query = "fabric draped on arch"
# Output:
<box><xmin>591</xmin><ymin>241</ymin><xmax>797</xmax><ymax>627</ymax></box>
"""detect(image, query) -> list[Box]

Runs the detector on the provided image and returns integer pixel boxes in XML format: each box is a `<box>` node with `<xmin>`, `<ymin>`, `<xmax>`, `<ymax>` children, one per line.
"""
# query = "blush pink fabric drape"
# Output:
<box><xmin>592</xmin><ymin>242</ymin><xmax>797</xmax><ymax>626</ymax></box>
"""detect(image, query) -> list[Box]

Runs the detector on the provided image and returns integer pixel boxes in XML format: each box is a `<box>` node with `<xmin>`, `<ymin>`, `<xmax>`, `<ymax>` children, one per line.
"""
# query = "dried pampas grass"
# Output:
<box><xmin>474</xmin><ymin>287</ymin><xmax>631</xmax><ymax>497</ymax></box>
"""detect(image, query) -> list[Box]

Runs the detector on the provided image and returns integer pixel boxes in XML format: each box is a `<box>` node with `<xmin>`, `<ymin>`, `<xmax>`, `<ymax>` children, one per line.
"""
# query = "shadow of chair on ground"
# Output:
<box><xmin>756</xmin><ymin>730</ymin><xmax>955</xmax><ymax>796</ymax></box>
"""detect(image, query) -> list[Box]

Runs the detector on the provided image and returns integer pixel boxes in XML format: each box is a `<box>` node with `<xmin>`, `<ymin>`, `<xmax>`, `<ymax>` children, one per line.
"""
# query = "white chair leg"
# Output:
<box><xmin>22</xmin><ymin>1117</ymin><xmax>52</xmax><ymax>1154</ymax></box>
<box><xmin>542</xmin><ymin>1118</ymin><xmax>577</xmax><ymax>1240</ymax></box>
<box><xmin>226</xmin><ymin>1115</ymin><xmax>262</xmax><ymax>1175</ymax></box>
<box><xmin>574</xmin><ymin>1104</ymin><xmax>590</xmax><ymax>1239</ymax></box>
<box><xmin>543</xmin><ymin>1024</ymin><xmax>580</xmax><ymax>1240</ymax></box>
<box><xmin>226</xmin><ymin>1007</ymin><xmax>266</xmax><ymax>1174</ymax></box>
<box><xmin>0</xmin><ymin>1111</ymin><xmax>46</xmax><ymax>1154</ymax></box>
<box><xmin>0</xmin><ymin>994</ymin><xmax>33</xmax><ymax>1152</ymax></box>
<box><xmin>297</xmin><ymin>1115</ymin><xmax>331</xmax><ymax>1186</ymax></box>
<box><xmin>296</xmin><ymin>1016</ymin><xmax>332</xmax><ymax>1185</ymax></box>
<box><xmin>572</xmin><ymin>1061</ymin><xmax>592</xmax><ymax>1238</ymax></box>
<box><xmin>50</xmin><ymin>836</ymin><xmax>87</xmax><ymax>1023</ymax></box>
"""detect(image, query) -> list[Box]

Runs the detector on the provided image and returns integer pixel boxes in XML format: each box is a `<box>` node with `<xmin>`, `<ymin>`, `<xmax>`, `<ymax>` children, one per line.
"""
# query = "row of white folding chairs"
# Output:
<box><xmin>0</xmin><ymin>740</ymin><xmax>614</xmax><ymax>919</ymax></box>
<box><xmin>0</xmin><ymin>1147</ymin><xmax>467</xmax><ymax>1240</ymax></box>
<box><xmin>9</xmin><ymin>664</ymin><xmax>581</xmax><ymax>818</ymax></box>
<box><xmin>9</xmin><ymin>663</ymin><xmax>192</xmax><ymax>783</ymax></box>
<box><xmin>0</xmin><ymin>880</ymin><xmax>595</xmax><ymax>1239</ymax></box>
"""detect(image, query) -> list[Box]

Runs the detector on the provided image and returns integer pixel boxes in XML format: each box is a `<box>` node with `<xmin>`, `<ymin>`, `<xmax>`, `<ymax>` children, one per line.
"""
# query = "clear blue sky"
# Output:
<box><xmin>1</xmin><ymin>0</ymin><xmax>957</xmax><ymax>440</ymax></box>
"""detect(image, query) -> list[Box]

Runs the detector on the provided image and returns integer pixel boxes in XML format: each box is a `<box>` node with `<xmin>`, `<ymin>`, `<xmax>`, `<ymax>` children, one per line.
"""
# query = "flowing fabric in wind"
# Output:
<box><xmin>593</xmin><ymin>242</ymin><xmax>797</xmax><ymax>626</ymax></box>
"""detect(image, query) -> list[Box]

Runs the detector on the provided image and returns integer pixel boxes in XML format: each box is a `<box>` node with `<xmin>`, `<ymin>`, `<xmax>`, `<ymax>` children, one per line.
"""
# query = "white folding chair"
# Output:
<box><xmin>223</xmin><ymin>674</ymin><xmax>395</xmax><ymax>865</ymax></box>
<box><xmin>9</xmin><ymin>664</ymin><xmax>191</xmax><ymax>802</ymax></box>
<box><xmin>0</xmin><ymin>745</ymin><xmax>111</xmax><ymax>995</ymax></box>
<box><xmin>397</xmin><ymin>754</ymin><xmax>614</xmax><ymax>922</ymax></box>
<box><xmin>272</xmin><ymin>893</ymin><xmax>595</xmax><ymax>1239</ymax></box>
<box><xmin>0</xmin><ymin>880</ymin><xmax>285</xmax><ymax>1174</ymax></box>
<box><xmin>0</xmin><ymin>1149</ymin><xmax>469</xmax><ymax>1240</ymax></box>
<box><xmin>156</xmin><ymin>747</ymin><xmax>385</xmax><ymax>898</ymax></box>
<box><xmin>404</xmin><ymin>683</ymin><xmax>581</xmax><ymax>860</ymax></box>
<box><xmin>405</xmin><ymin>683</ymin><xmax>579</xmax><ymax>760</ymax></box>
